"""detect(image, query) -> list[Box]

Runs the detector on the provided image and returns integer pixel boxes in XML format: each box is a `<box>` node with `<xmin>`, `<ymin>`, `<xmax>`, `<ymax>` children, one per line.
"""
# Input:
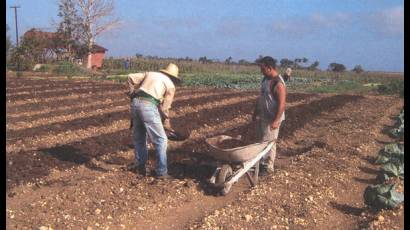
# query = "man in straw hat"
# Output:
<box><xmin>126</xmin><ymin>63</ymin><xmax>181</xmax><ymax>179</ymax></box>
<box><xmin>282</xmin><ymin>67</ymin><xmax>292</xmax><ymax>82</ymax></box>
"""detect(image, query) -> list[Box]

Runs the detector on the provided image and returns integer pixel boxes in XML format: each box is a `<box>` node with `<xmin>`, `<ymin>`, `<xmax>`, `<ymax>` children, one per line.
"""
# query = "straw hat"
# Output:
<box><xmin>160</xmin><ymin>63</ymin><xmax>180</xmax><ymax>79</ymax></box>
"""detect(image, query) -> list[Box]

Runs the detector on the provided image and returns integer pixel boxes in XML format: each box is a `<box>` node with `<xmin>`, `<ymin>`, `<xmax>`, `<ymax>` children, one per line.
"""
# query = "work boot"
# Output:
<box><xmin>137</xmin><ymin>166</ymin><xmax>147</xmax><ymax>176</ymax></box>
<box><xmin>126</xmin><ymin>162</ymin><xmax>138</xmax><ymax>171</ymax></box>
<box><xmin>127</xmin><ymin>162</ymin><xmax>146</xmax><ymax>176</ymax></box>
<box><xmin>155</xmin><ymin>173</ymin><xmax>173</xmax><ymax>180</ymax></box>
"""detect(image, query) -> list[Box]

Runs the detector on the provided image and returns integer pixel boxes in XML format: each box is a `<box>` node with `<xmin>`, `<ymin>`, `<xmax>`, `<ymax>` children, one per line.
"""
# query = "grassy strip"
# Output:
<box><xmin>308</xmin><ymin>80</ymin><xmax>367</xmax><ymax>93</ymax></box>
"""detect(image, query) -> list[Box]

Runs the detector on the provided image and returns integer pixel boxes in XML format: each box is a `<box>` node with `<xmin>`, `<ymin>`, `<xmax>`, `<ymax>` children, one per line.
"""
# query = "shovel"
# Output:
<box><xmin>165</xmin><ymin>128</ymin><xmax>190</xmax><ymax>141</ymax></box>
<box><xmin>159</xmin><ymin>108</ymin><xmax>190</xmax><ymax>141</ymax></box>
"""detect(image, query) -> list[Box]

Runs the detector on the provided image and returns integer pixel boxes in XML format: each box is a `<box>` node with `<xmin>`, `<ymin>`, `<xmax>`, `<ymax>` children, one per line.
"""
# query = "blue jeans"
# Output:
<box><xmin>131</xmin><ymin>98</ymin><xmax>168</xmax><ymax>176</ymax></box>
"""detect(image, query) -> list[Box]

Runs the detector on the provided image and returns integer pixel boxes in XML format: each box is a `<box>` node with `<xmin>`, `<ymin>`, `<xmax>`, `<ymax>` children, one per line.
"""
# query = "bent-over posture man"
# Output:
<box><xmin>282</xmin><ymin>67</ymin><xmax>292</xmax><ymax>82</ymax></box>
<box><xmin>126</xmin><ymin>63</ymin><xmax>181</xmax><ymax>179</ymax></box>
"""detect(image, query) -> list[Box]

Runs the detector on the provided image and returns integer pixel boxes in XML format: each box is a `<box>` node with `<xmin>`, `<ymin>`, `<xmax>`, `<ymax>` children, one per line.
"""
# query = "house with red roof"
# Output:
<box><xmin>23</xmin><ymin>28</ymin><xmax>108</xmax><ymax>69</ymax></box>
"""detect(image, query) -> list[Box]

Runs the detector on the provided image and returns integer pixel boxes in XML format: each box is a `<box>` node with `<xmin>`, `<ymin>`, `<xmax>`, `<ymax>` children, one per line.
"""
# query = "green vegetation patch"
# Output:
<box><xmin>307</xmin><ymin>80</ymin><xmax>365</xmax><ymax>93</ymax></box>
<box><xmin>52</xmin><ymin>61</ymin><xmax>87</xmax><ymax>77</ymax></box>
<box><xmin>377</xmin><ymin>79</ymin><xmax>404</xmax><ymax>97</ymax></box>
<box><xmin>182</xmin><ymin>73</ymin><xmax>261</xmax><ymax>89</ymax></box>
<box><xmin>364</xmin><ymin>184</ymin><xmax>404</xmax><ymax>210</ymax></box>
<box><xmin>97</xmin><ymin>67</ymin><xmax>403</xmax><ymax>96</ymax></box>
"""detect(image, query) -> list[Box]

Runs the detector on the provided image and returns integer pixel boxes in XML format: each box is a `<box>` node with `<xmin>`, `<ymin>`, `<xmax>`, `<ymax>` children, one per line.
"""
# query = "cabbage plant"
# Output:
<box><xmin>364</xmin><ymin>184</ymin><xmax>404</xmax><ymax>209</ymax></box>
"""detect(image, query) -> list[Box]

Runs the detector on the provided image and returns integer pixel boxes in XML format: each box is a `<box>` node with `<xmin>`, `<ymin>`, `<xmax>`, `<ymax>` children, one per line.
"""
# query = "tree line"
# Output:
<box><xmin>162</xmin><ymin>55</ymin><xmax>318</xmax><ymax>69</ymax></box>
<box><xmin>128</xmin><ymin>54</ymin><xmax>364</xmax><ymax>73</ymax></box>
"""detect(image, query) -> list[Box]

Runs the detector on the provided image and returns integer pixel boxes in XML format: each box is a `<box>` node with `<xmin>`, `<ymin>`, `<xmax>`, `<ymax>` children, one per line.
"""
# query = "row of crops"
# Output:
<box><xmin>363</xmin><ymin>110</ymin><xmax>404</xmax><ymax>210</ymax></box>
<box><xmin>104</xmin><ymin>72</ymin><xmax>401</xmax><ymax>95</ymax></box>
<box><xmin>390</xmin><ymin>110</ymin><xmax>404</xmax><ymax>137</ymax></box>
<box><xmin>182</xmin><ymin>74</ymin><xmax>403</xmax><ymax>95</ymax></box>
<box><xmin>174</xmin><ymin>73</ymin><xmax>335</xmax><ymax>90</ymax></box>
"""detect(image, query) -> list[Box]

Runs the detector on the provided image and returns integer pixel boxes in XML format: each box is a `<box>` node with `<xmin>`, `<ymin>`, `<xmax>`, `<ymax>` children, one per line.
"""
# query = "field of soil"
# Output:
<box><xmin>6</xmin><ymin>75</ymin><xmax>404</xmax><ymax>229</ymax></box>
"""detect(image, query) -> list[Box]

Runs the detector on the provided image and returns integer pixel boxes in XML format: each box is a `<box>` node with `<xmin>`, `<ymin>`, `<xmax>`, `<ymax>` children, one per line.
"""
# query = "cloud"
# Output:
<box><xmin>366</xmin><ymin>6</ymin><xmax>403</xmax><ymax>36</ymax></box>
<box><xmin>310</xmin><ymin>12</ymin><xmax>351</xmax><ymax>27</ymax></box>
<box><xmin>214</xmin><ymin>19</ymin><xmax>249</xmax><ymax>38</ymax></box>
<box><xmin>270</xmin><ymin>13</ymin><xmax>351</xmax><ymax>38</ymax></box>
<box><xmin>156</xmin><ymin>17</ymin><xmax>202</xmax><ymax>30</ymax></box>
<box><xmin>269</xmin><ymin>6</ymin><xmax>404</xmax><ymax>39</ymax></box>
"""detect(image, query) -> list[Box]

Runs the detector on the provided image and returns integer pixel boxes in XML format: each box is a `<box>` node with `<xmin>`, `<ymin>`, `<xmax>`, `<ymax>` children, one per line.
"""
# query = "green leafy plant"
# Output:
<box><xmin>375</xmin><ymin>143</ymin><xmax>404</xmax><ymax>165</ymax></box>
<box><xmin>377</xmin><ymin>79</ymin><xmax>404</xmax><ymax>97</ymax></box>
<box><xmin>182</xmin><ymin>73</ymin><xmax>261</xmax><ymax>89</ymax></box>
<box><xmin>390</xmin><ymin>124</ymin><xmax>404</xmax><ymax>137</ymax></box>
<box><xmin>398</xmin><ymin>109</ymin><xmax>404</xmax><ymax>121</ymax></box>
<box><xmin>363</xmin><ymin>184</ymin><xmax>404</xmax><ymax>210</ymax></box>
<box><xmin>390</xmin><ymin>110</ymin><xmax>404</xmax><ymax>137</ymax></box>
<box><xmin>381</xmin><ymin>162</ymin><xmax>404</xmax><ymax>180</ymax></box>
<box><xmin>53</xmin><ymin>61</ymin><xmax>84</xmax><ymax>77</ymax></box>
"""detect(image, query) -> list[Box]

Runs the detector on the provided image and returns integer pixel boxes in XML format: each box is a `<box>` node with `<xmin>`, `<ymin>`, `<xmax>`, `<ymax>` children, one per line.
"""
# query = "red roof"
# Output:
<box><xmin>23</xmin><ymin>28</ymin><xmax>108</xmax><ymax>53</ymax></box>
<box><xmin>24</xmin><ymin>28</ymin><xmax>60</xmax><ymax>40</ymax></box>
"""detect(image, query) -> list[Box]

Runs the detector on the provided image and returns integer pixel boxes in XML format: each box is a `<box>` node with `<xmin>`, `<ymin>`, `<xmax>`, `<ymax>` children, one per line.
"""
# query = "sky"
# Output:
<box><xmin>6</xmin><ymin>0</ymin><xmax>404</xmax><ymax>72</ymax></box>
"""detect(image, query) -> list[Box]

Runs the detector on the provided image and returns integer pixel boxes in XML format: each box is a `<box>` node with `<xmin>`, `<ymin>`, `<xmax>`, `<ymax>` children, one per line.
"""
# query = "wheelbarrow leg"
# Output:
<box><xmin>254</xmin><ymin>160</ymin><xmax>260</xmax><ymax>184</ymax></box>
<box><xmin>245</xmin><ymin>160</ymin><xmax>260</xmax><ymax>187</ymax></box>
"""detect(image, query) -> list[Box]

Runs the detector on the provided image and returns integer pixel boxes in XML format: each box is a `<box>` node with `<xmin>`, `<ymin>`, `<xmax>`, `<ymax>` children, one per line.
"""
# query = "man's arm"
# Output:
<box><xmin>127</xmin><ymin>73</ymin><xmax>145</xmax><ymax>96</ymax></box>
<box><xmin>271</xmin><ymin>83</ymin><xmax>286</xmax><ymax>129</ymax></box>
<box><xmin>160</xmin><ymin>87</ymin><xmax>176</xmax><ymax>130</ymax></box>
<box><xmin>252</xmin><ymin>99</ymin><xmax>259</xmax><ymax>121</ymax></box>
<box><xmin>127</xmin><ymin>73</ymin><xmax>145</xmax><ymax>129</ymax></box>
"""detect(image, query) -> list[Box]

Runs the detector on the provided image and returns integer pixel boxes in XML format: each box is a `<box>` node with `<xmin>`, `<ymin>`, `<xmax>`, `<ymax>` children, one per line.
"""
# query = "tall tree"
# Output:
<box><xmin>199</xmin><ymin>56</ymin><xmax>212</xmax><ymax>63</ymax></box>
<box><xmin>75</xmin><ymin>0</ymin><xmax>119</xmax><ymax>68</ymax></box>
<box><xmin>56</xmin><ymin>0</ymin><xmax>83</xmax><ymax>61</ymax></box>
<box><xmin>328</xmin><ymin>63</ymin><xmax>346</xmax><ymax>72</ymax></box>
<box><xmin>352</xmin><ymin>65</ymin><xmax>364</xmax><ymax>73</ymax></box>
<box><xmin>293</xmin><ymin>58</ymin><xmax>301</xmax><ymax>68</ymax></box>
<box><xmin>280</xmin><ymin>58</ymin><xmax>294</xmax><ymax>68</ymax></box>
<box><xmin>308</xmin><ymin>61</ymin><xmax>320</xmax><ymax>70</ymax></box>
<box><xmin>9</xmin><ymin>36</ymin><xmax>42</xmax><ymax>70</ymax></box>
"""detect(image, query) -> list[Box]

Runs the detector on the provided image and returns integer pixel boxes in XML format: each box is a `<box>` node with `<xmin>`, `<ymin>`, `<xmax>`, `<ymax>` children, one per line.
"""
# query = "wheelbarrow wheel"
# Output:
<box><xmin>216</xmin><ymin>164</ymin><xmax>233</xmax><ymax>195</ymax></box>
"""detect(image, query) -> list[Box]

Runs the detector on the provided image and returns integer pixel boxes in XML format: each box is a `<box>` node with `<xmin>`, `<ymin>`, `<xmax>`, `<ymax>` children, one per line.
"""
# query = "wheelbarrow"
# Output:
<box><xmin>204</xmin><ymin>135</ymin><xmax>274</xmax><ymax>195</ymax></box>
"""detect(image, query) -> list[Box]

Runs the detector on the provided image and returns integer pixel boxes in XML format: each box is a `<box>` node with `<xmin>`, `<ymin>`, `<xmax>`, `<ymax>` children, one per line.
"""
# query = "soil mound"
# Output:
<box><xmin>218</xmin><ymin>139</ymin><xmax>246</xmax><ymax>149</ymax></box>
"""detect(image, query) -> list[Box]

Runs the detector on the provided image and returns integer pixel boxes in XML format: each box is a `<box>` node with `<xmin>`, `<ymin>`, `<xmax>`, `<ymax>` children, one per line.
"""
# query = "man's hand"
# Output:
<box><xmin>158</xmin><ymin>108</ymin><xmax>169</xmax><ymax>122</ymax></box>
<box><xmin>163</xmin><ymin>118</ymin><xmax>173</xmax><ymax>131</ymax></box>
<box><xmin>129</xmin><ymin>119</ymin><xmax>133</xmax><ymax>130</ymax></box>
<box><xmin>252</xmin><ymin>113</ymin><xmax>258</xmax><ymax>122</ymax></box>
<box><xmin>270</xmin><ymin>120</ymin><xmax>281</xmax><ymax>130</ymax></box>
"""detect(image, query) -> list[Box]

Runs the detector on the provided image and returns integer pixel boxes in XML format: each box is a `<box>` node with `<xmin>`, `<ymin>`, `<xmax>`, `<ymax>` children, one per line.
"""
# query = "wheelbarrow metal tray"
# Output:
<box><xmin>205</xmin><ymin>135</ymin><xmax>272</xmax><ymax>163</ymax></box>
